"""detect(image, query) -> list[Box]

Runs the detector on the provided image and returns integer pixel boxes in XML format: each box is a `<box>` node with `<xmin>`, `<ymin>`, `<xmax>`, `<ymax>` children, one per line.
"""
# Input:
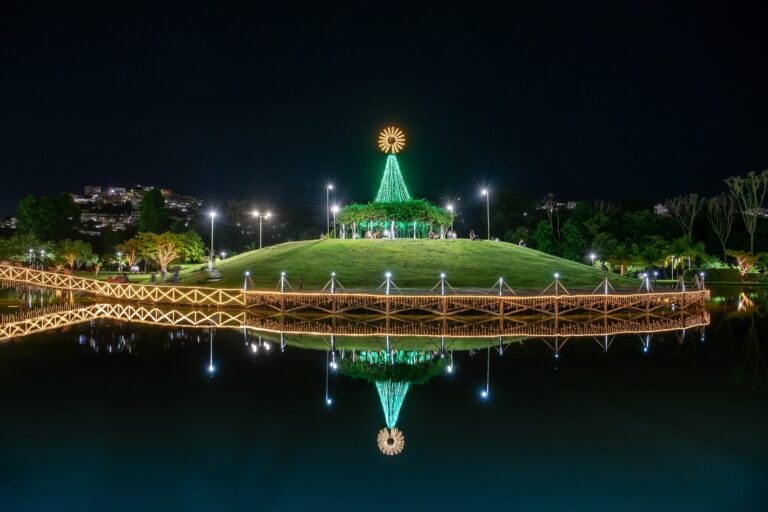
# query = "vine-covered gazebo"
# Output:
<box><xmin>337</xmin><ymin>126</ymin><xmax>452</xmax><ymax>239</ymax></box>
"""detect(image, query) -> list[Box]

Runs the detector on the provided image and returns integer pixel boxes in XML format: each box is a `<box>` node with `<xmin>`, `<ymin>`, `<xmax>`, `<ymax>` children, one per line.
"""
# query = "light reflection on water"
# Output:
<box><xmin>0</xmin><ymin>287</ymin><xmax>766</xmax><ymax>510</ymax></box>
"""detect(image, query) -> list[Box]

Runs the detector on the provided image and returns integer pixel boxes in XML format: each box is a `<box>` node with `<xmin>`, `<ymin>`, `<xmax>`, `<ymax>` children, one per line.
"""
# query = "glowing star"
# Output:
<box><xmin>377</xmin><ymin>427</ymin><xmax>405</xmax><ymax>456</ymax></box>
<box><xmin>378</xmin><ymin>126</ymin><xmax>406</xmax><ymax>154</ymax></box>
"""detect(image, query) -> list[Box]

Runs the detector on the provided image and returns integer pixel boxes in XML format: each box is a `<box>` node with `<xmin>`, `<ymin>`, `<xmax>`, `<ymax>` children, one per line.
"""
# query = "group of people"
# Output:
<box><xmin>321</xmin><ymin>228</ymin><xmax>496</xmax><ymax>241</ymax></box>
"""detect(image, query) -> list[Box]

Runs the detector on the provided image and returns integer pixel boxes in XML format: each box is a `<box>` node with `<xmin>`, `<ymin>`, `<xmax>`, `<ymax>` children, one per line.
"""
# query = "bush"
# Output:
<box><xmin>684</xmin><ymin>268</ymin><xmax>742</xmax><ymax>282</ymax></box>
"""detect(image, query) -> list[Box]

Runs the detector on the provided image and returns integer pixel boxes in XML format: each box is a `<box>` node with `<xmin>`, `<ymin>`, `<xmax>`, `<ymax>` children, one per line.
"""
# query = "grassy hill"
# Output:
<box><xmin>169</xmin><ymin>239</ymin><xmax>636</xmax><ymax>291</ymax></box>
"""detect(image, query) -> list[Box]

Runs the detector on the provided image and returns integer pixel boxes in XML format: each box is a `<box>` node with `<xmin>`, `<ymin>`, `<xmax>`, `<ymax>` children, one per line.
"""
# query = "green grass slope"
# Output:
<box><xmin>171</xmin><ymin>239</ymin><xmax>637</xmax><ymax>291</ymax></box>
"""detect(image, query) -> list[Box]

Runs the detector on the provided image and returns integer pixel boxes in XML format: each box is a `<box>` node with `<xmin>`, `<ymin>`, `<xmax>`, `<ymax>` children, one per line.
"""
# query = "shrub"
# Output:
<box><xmin>684</xmin><ymin>268</ymin><xmax>742</xmax><ymax>282</ymax></box>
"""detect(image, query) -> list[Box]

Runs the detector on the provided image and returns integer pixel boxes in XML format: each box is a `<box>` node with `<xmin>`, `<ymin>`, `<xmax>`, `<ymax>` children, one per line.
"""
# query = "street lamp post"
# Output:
<box><xmin>331</xmin><ymin>205</ymin><xmax>339</xmax><ymax>238</ymax></box>
<box><xmin>209</xmin><ymin>211</ymin><xmax>217</xmax><ymax>269</ymax></box>
<box><xmin>116</xmin><ymin>251</ymin><xmax>123</xmax><ymax>272</ymax></box>
<box><xmin>326</xmin><ymin>184</ymin><xmax>333</xmax><ymax>236</ymax></box>
<box><xmin>590</xmin><ymin>253</ymin><xmax>596</xmax><ymax>267</ymax></box>
<box><xmin>252</xmin><ymin>210</ymin><xmax>272</xmax><ymax>249</ymax></box>
<box><xmin>446</xmin><ymin>204</ymin><xmax>454</xmax><ymax>234</ymax></box>
<box><xmin>481</xmin><ymin>189</ymin><xmax>490</xmax><ymax>240</ymax></box>
<box><xmin>670</xmin><ymin>255</ymin><xmax>675</xmax><ymax>280</ymax></box>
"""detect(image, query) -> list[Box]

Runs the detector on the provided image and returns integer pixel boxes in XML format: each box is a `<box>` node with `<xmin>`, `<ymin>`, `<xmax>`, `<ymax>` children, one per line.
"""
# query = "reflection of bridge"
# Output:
<box><xmin>1</xmin><ymin>265</ymin><xmax>709</xmax><ymax>316</ymax></box>
<box><xmin>0</xmin><ymin>302</ymin><xmax>710</xmax><ymax>341</ymax></box>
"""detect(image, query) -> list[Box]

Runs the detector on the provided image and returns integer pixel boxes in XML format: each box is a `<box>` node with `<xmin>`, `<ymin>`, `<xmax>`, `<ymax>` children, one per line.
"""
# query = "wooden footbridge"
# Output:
<box><xmin>1</xmin><ymin>264</ymin><xmax>709</xmax><ymax>317</ymax></box>
<box><xmin>0</xmin><ymin>302</ymin><xmax>709</xmax><ymax>341</ymax></box>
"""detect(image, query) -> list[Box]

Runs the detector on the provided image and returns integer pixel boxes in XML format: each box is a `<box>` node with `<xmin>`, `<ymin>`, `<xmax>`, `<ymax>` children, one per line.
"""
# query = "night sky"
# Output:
<box><xmin>2</xmin><ymin>3</ymin><xmax>767</xmax><ymax>214</ymax></box>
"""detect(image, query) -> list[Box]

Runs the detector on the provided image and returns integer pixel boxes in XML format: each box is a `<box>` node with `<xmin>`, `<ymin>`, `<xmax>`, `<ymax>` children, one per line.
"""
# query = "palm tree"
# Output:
<box><xmin>608</xmin><ymin>243</ymin><xmax>638</xmax><ymax>275</ymax></box>
<box><xmin>667</xmin><ymin>236</ymin><xmax>706</xmax><ymax>270</ymax></box>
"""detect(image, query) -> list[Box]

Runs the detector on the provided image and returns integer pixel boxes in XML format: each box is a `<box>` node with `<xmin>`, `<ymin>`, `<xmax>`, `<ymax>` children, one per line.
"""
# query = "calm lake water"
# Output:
<box><xmin>0</xmin><ymin>287</ymin><xmax>766</xmax><ymax>511</ymax></box>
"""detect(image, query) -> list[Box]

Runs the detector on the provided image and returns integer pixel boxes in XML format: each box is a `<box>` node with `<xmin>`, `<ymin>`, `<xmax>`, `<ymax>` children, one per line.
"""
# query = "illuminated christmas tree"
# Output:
<box><xmin>375</xmin><ymin>154</ymin><xmax>412</xmax><ymax>203</ymax></box>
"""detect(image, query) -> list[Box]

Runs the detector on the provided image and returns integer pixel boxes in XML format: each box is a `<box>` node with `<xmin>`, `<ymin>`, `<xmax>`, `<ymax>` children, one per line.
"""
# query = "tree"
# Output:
<box><xmin>635</xmin><ymin>236</ymin><xmax>667</xmax><ymax>274</ymax></box>
<box><xmin>0</xmin><ymin>233</ymin><xmax>42</xmax><ymax>261</ymax></box>
<box><xmin>176</xmin><ymin>230</ymin><xmax>205</xmax><ymax>263</ymax></box>
<box><xmin>541</xmin><ymin>193</ymin><xmax>560</xmax><ymax>239</ymax></box>
<box><xmin>137</xmin><ymin>232</ymin><xmax>181</xmax><ymax>273</ymax></box>
<box><xmin>115</xmin><ymin>238</ymin><xmax>143</xmax><ymax>268</ymax></box>
<box><xmin>727</xmin><ymin>249</ymin><xmax>759</xmax><ymax>276</ymax></box>
<box><xmin>55</xmin><ymin>239</ymin><xmax>94</xmax><ymax>270</ymax></box>
<box><xmin>138</xmin><ymin>189</ymin><xmax>170</xmax><ymax>233</ymax></box>
<box><xmin>531</xmin><ymin>219</ymin><xmax>557</xmax><ymax>254</ymax></box>
<box><xmin>706</xmin><ymin>193</ymin><xmax>736</xmax><ymax>259</ymax></box>
<box><xmin>666</xmin><ymin>236</ymin><xmax>706</xmax><ymax>270</ymax></box>
<box><xmin>608</xmin><ymin>243</ymin><xmax>639</xmax><ymax>276</ymax></box>
<box><xmin>16</xmin><ymin>193</ymin><xmax>80</xmax><ymax>240</ymax></box>
<box><xmin>559</xmin><ymin>220</ymin><xmax>587</xmax><ymax>262</ymax></box>
<box><xmin>665</xmin><ymin>194</ymin><xmax>705</xmax><ymax>238</ymax></box>
<box><xmin>725</xmin><ymin>170</ymin><xmax>768</xmax><ymax>254</ymax></box>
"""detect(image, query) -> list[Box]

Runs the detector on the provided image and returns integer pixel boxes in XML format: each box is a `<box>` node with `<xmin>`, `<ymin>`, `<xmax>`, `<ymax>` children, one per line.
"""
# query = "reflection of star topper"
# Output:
<box><xmin>378</xmin><ymin>126</ymin><xmax>406</xmax><ymax>154</ymax></box>
<box><xmin>377</xmin><ymin>427</ymin><xmax>405</xmax><ymax>455</ymax></box>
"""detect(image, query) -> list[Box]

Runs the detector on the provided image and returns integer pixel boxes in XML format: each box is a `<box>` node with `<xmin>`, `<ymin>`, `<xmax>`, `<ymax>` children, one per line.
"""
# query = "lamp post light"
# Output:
<box><xmin>481</xmin><ymin>189</ymin><xmax>490</xmax><ymax>240</ymax></box>
<box><xmin>251</xmin><ymin>210</ymin><xmax>272</xmax><ymax>250</ymax></box>
<box><xmin>116</xmin><ymin>251</ymin><xmax>124</xmax><ymax>272</ymax></box>
<box><xmin>244</xmin><ymin>271</ymin><xmax>250</xmax><ymax>291</ymax></box>
<box><xmin>39</xmin><ymin>249</ymin><xmax>46</xmax><ymax>270</ymax></box>
<box><xmin>28</xmin><ymin>248</ymin><xmax>33</xmax><ymax>267</ymax></box>
<box><xmin>385</xmin><ymin>272</ymin><xmax>392</xmax><ymax>295</ymax></box>
<box><xmin>331</xmin><ymin>205</ymin><xmax>339</xmax><ymax>238</ymax></box>
<box><xmin>670</xmin><ymin>255</ymin><xmax>675</xmax><ymax>280</ymax></box>
<box><xmin>590</xmin><ymin>253</ymin><xmax>596</xmax><ymax>267</ymax></box>
<box><xmin>326</xmin><ymin>184</ymin><xmax>334</xmax><ymax>236</ymax></box>
<box><xmin>208</xmin><ymin>211</ymin><xmax>217</xmax><ymax>269</ymax></box>
<box><xmin>446</xmin><ymin>203</ymin><xmax>455</xmax><ymax>233</ymax></box>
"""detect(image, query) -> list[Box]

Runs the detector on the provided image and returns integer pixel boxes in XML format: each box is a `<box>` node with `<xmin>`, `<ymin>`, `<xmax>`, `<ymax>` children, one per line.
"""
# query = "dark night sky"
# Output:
<box><xmin>2</xmin><ymin>2</ymin><xmax>767</xmax><ymax>214</ymax></box>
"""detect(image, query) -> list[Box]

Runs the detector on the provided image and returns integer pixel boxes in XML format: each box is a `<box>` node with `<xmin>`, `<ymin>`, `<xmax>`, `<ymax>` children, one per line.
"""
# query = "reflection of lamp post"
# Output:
<box><xmin>480</xmin><ymin>347</ymin><xmax>490</xmax><ymax>400</ymax></box>
<box><xmin>209</xmin><ymin>211</ymin><xmax>217</xmax><ymax>269</ymax></box>
<box><xmin>207</xmin><ymin>329</ymin><xmax>215</xmax><ymax>375</ymax></box>
<box><xmin>481</xmin><ymin>189</ymin><xmax>490</xmax><ymax>240</ymax></box>
<box><xmin>326</xmin><ymin>184</ymin><xmax>333</xmax><ymax>236</ymax></box>
<box><xmin>325</xmin><ymin>350</ymin><xmax>333</xmax><ymax>406</ymax></box>
<box><xmin>252</xmin><ymin>210</ymin><xmax>272</xmax><ymax>249</ymax></box>
<box><xmin>331</xmin><ymin>205</ymin><xmax>339</xmax><ymax>238</ymax></box>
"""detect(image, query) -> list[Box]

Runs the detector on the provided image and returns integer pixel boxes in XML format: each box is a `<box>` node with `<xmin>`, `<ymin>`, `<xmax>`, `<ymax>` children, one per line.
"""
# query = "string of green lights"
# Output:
<box><xmin>374</xmin><ymin>154</ymin><xmax>412</xmax><ymax>203</ymax></box>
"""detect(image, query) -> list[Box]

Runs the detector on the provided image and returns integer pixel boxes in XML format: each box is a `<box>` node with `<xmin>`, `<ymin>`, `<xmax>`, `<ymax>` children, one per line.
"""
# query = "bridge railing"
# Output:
<box><xmin>0</xmin><ymin>265</ymin><xmax>245</xmax><ymax>306</ymax></box>
<box><xmin>0</xmin><ymin>264</ymin><xmax>709</xmax><ymax>312</ymax></box>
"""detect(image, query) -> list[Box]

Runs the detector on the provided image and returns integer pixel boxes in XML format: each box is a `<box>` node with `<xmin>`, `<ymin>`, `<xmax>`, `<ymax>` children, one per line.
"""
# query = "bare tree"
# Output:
<box><xmin>706</xmin><ymin>193</ymin><xmax>736</xmax><ymax>259</ymax></box>
<box><xmin>665</xmin><ymin>194</ymin><xmax>705</xmax><ymax>239</ymax></box>
<box><xmin>725</xmin><ymin>170</ymin><xmax>768</xmax><ymax>254</ymax></box>
<box><xmin>541</xmin><ymin>193</ymin><xmax>560</xmax><ymax>239</ymax></box>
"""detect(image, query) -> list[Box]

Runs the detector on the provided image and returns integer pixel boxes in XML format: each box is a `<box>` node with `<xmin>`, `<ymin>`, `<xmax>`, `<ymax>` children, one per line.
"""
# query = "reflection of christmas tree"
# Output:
<box><xmin>376</xmin><ymin>380</ymin><xmax>409</xmax><ymax>430</ymax></box>
<box><xmin>340</xmin><ymin>349</ymin><xmax>445</xmax><ymax>455</ymax></box>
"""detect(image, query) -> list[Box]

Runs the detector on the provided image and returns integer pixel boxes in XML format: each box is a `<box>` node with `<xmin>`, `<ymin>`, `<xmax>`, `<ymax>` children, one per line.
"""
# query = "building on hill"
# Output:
<box><xmin>72</xmin><ymin>184</ymin><xmax>203</xmax><ymax>234</ymax></box>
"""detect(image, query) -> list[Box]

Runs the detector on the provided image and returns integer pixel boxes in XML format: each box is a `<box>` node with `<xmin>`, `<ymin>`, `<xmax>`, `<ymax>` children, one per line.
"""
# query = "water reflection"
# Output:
<box><xmin>1</xmin><ymin>287</ymin><xmax>766</xmax><ymax>458</ymax></box>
